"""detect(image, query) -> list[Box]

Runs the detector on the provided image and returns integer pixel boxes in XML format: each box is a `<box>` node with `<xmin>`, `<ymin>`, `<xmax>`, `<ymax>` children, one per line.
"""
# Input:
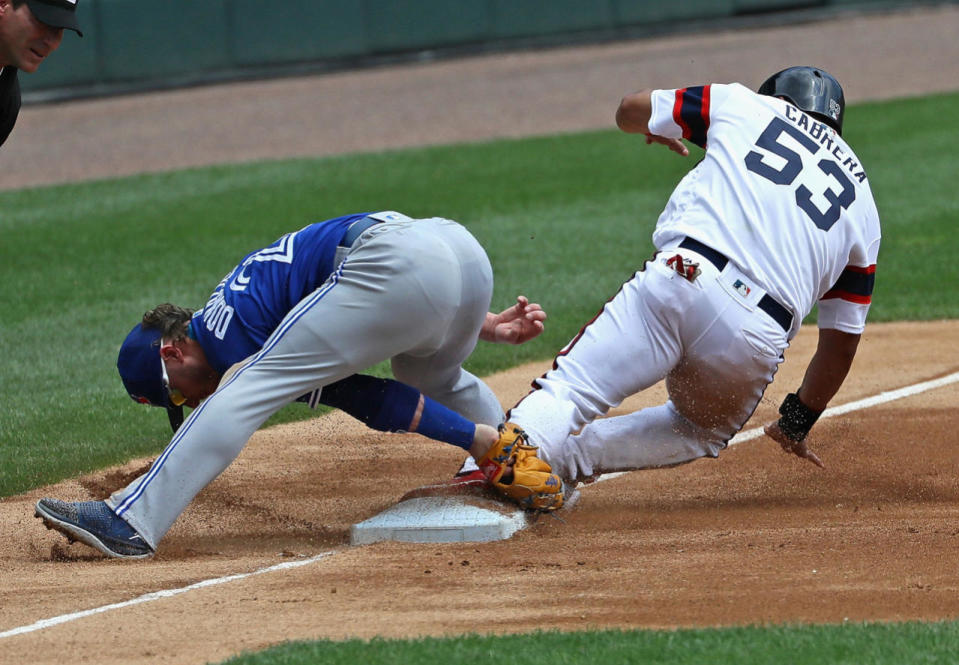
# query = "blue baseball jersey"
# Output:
<box><xmin>191</xmin><ymin>213</ymin><xmax>369</xmax><ymax>374</ymax></box>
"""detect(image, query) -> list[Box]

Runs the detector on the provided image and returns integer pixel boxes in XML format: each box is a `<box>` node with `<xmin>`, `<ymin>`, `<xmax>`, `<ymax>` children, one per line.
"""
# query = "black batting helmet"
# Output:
<box><xmin>758</xmin><ymin>66</ymin><xmax>845</xmax><ymax>135</ymax></box>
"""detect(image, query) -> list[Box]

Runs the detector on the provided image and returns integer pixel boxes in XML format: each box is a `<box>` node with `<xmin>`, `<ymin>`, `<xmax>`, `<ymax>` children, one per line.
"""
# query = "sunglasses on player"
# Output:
<box><xmin>159</xmin><ymin>352</ymin><xmax>187</xmax><ymax>407</ymax></box>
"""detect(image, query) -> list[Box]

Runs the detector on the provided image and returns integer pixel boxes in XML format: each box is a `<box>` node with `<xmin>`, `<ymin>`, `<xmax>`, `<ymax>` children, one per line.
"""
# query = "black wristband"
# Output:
<box><xmin>777</xmin><ymin>392</ymin><xmax>822</xmax><ymax>442</ymax></box>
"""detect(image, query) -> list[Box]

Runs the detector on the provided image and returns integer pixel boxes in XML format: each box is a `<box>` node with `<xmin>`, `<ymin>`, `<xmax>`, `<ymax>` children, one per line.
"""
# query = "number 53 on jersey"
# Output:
<box><xmin>744</xmin><ymin>113</ymin><xmax>866</xmax><ymax>231</ymax></box>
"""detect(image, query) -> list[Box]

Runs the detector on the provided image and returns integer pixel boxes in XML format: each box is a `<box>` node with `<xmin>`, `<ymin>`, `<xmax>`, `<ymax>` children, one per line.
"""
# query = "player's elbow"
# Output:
<box><xmin>614</xmin><ymin>102</ymin><xmax>631</xmax><ymax>132</ymax></box>
<box><xmin>616</xmin><ymin>90</ymin><xmax>653</xmax><ymax>134</ymax></box>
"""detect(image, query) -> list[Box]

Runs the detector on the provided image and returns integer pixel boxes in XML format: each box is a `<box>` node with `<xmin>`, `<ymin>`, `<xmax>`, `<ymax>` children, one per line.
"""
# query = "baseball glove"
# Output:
<box><xmin>478</xmin><ymin>423</ymin><xmax>564</xmax><ymax>512</ymax></box>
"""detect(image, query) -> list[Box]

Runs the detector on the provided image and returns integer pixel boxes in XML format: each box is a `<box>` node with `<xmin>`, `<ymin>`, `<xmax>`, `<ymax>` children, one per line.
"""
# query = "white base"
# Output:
<box><xmin>350</xmin><ymin>496</ymin><xmax>527</xmax><ymax>545</ymax></box>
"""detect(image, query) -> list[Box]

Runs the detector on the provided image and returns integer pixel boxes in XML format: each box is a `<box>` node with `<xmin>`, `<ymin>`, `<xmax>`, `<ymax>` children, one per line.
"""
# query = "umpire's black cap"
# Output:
<box><xmin>25</xmin><ymin>0</ymin><xmax>83</xmax><ymax>36</ymax></box>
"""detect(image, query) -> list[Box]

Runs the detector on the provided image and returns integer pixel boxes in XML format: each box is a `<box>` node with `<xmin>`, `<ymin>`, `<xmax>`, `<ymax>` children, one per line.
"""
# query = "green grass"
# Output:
<box><xmin>217</xmin><ymin>623</ymin><xmax>959</xmax><ymax>665</ymax></box>
<box><xmin>845</xmin><ymin>93</ymin><xmax>959</xmax><ymax>320</ymax></box>
<box><xmin>2</xmin><ymin>91</ymin><xmax>958</xmax><ymax>664</ymax></box>
<box><xmin>2</xmin><ymin>92</ymin><xmax>958</xmax><ymax>498</ymax></box>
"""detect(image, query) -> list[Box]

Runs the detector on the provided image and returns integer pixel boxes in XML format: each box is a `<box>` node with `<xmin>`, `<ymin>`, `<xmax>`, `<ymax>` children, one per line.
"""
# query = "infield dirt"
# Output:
<box><xmin>3</xmin><ymin>5</ymin><xmax>959</xmax><ymax>664</ymax></box>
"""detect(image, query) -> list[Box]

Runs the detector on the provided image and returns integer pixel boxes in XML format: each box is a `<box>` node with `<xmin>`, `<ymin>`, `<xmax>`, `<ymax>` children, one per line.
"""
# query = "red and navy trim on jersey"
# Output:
<box><xmin>672</xmin><ymin>85</ymin><xmax>711</xmax><ymax>149</ymax></box>
<box><xmin>822</xmin><ymin>264</ymin><xmax>876</xmax><ymax>304</ymax></box>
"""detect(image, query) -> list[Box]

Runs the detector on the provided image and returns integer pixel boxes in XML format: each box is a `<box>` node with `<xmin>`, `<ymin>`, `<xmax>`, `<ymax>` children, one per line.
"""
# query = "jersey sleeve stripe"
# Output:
<box><xmin>820</xmin><ymin>290</ymin><xmax>872</xmax><ymax>305</ymax></box>
<box><xmin>822</xmin><ymin>264</ymin><xmax>876</xmax><ymax>303</ymax></box>
<box><xmin>699</xmin><ymin>84</ymin><xmax>711</xmax><ymax>137</ymax></box>
<box><xmin>842</xmin><ymin>264</ymin><xmax>877</xmax><ymax>275</ymax></box>
<box><xmin>672</xmin><ymin>85</ymin><xmax>710</xmax><ymax>148</ymax></box>
<box><xmin>671</xmin><ymin>89</ymin><xmax>689</xmax><ymax>137</ymax></box>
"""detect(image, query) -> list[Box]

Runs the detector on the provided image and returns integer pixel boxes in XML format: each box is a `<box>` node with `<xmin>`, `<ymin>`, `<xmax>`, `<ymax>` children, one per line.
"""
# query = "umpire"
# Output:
<box><xmin>0</xmin><ymin>0</ymin><xmax>82</xmax><ymax>148</ymax></box>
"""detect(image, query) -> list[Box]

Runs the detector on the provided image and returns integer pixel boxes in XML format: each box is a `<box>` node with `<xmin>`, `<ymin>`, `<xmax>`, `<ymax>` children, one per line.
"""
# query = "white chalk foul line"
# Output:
<box><xmin>593</xmin><ymin>370</ymin><xmax>959</xmax><ymax>484</ymax></box>
<box><xmin>7</xmin><ymin>371</ymin><xmax>959</xmax><ymax>640</ymax></box>
<box><xmin>0</xmin><ymin>551</ymin><xmax>334</xmax><ymax>640</ymax></box>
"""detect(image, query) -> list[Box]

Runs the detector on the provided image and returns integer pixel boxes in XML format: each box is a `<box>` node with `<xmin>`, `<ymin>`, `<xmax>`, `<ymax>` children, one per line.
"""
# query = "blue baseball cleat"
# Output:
<box><xmin>35</xmin><ymin>498</ymin><xmax>153</xmax><ymax>559</ymax></box>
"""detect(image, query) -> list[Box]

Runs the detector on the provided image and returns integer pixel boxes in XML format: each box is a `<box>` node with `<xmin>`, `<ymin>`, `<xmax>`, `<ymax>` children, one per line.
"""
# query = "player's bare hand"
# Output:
<box><xmin>482</xmin><ymin>296</ymin><xmax>547</xmax><ymax>345</ymax></box>
<box><xmin>764</xmin><ymin>421</ymin><xmax>824</xmax><ymax>469</ymax></box>
<box><xmin>645</xmin><ymin>133</ymin><xmax>690</xmax><ymax>156</ymax></box>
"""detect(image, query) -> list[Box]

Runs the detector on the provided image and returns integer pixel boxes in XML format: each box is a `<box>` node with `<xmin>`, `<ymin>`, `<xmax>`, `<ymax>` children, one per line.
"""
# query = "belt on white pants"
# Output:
<box><xmin>677</xmin><ymin>237</ymin><xmax>792</xmax><ymax>332</ymax></box>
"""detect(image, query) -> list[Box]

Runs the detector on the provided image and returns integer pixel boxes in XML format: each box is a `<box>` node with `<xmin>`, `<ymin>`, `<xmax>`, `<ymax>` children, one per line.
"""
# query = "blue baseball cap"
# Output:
<box><xmin>117</xmin><ymin>323</ymin><xmax>185</xmax><ymax>432</ymax></box>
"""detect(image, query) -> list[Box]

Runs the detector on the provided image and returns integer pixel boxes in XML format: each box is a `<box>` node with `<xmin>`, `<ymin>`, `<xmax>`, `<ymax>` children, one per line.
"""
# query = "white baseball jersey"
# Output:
<box><xmin>507</xmin><ymin>82</ymin><xmax>881</xmax><ymax>484</ymax></box>
<box><xmin>648</xmin><ymin>82</ymin><xmax>880</xmax><ymax>336</ymax></box>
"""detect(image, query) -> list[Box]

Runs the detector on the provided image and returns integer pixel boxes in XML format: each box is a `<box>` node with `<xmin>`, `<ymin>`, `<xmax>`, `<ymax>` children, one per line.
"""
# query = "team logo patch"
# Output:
<box><xmin>666</xmin><ymin>254</ymin><xmax>701</xmax><ymax>282</ymax></box>
<box><xmin>829</xmin><ymin>99</ymin><xmax>841</xmax><ymax>120</ymax></box>
<box><xmin>733</xmin><ymin>279</ymin><xmax>751</xmax><ymax>297</ymax></box>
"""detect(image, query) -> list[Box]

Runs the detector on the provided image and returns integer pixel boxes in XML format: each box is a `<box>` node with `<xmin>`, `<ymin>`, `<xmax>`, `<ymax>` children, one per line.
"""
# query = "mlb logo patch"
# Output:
<box><xmin>733</xmin><ymin>279</ymin><xmax>751</xmax><ymax>297</ymax></box>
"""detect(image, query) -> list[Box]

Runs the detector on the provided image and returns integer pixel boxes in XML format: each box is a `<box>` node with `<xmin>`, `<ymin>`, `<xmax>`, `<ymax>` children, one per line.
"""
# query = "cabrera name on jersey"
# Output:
<box><xmin>647</xmin><ymin>82</ymin><xmax>880</xmax><ymax>336</ymax></box>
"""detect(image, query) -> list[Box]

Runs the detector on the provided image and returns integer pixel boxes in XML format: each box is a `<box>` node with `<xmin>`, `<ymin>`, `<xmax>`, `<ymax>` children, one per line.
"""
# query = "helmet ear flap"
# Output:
<box><xmin>758</xmin><ymin>66</ymin><xmax>845</xmax><ymax>135</ymax></box>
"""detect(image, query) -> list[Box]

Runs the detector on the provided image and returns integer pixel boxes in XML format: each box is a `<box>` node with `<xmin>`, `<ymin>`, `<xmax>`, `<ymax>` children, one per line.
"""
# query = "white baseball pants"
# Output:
<box><xmin>509</xmin><ymin>245</ymin><xmax>790</xmax><ymax>483</ymax></box>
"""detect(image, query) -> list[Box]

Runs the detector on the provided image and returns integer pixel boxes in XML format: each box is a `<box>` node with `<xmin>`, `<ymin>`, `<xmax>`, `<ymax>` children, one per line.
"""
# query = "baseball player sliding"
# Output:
<box><xmin>476</xmin><ymin>67</ymin><xmax>881</xmax><ymax>511</ymax></box>
<box><xmin>35</xmin><ymin>211</ymin><xmax>546</xmax><ymax>558</ymax></box>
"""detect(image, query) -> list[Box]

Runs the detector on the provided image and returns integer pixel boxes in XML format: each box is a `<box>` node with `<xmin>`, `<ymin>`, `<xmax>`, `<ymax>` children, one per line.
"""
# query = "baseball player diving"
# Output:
<box><xmin>474</xmin><ymin>67</ymin><xmax>881</xmax><ymax>512</ymax></box>
<box><xmin>35</xmin><ymin>210</ymin><xmax>547</xmax><ymax>558</ymax></box>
